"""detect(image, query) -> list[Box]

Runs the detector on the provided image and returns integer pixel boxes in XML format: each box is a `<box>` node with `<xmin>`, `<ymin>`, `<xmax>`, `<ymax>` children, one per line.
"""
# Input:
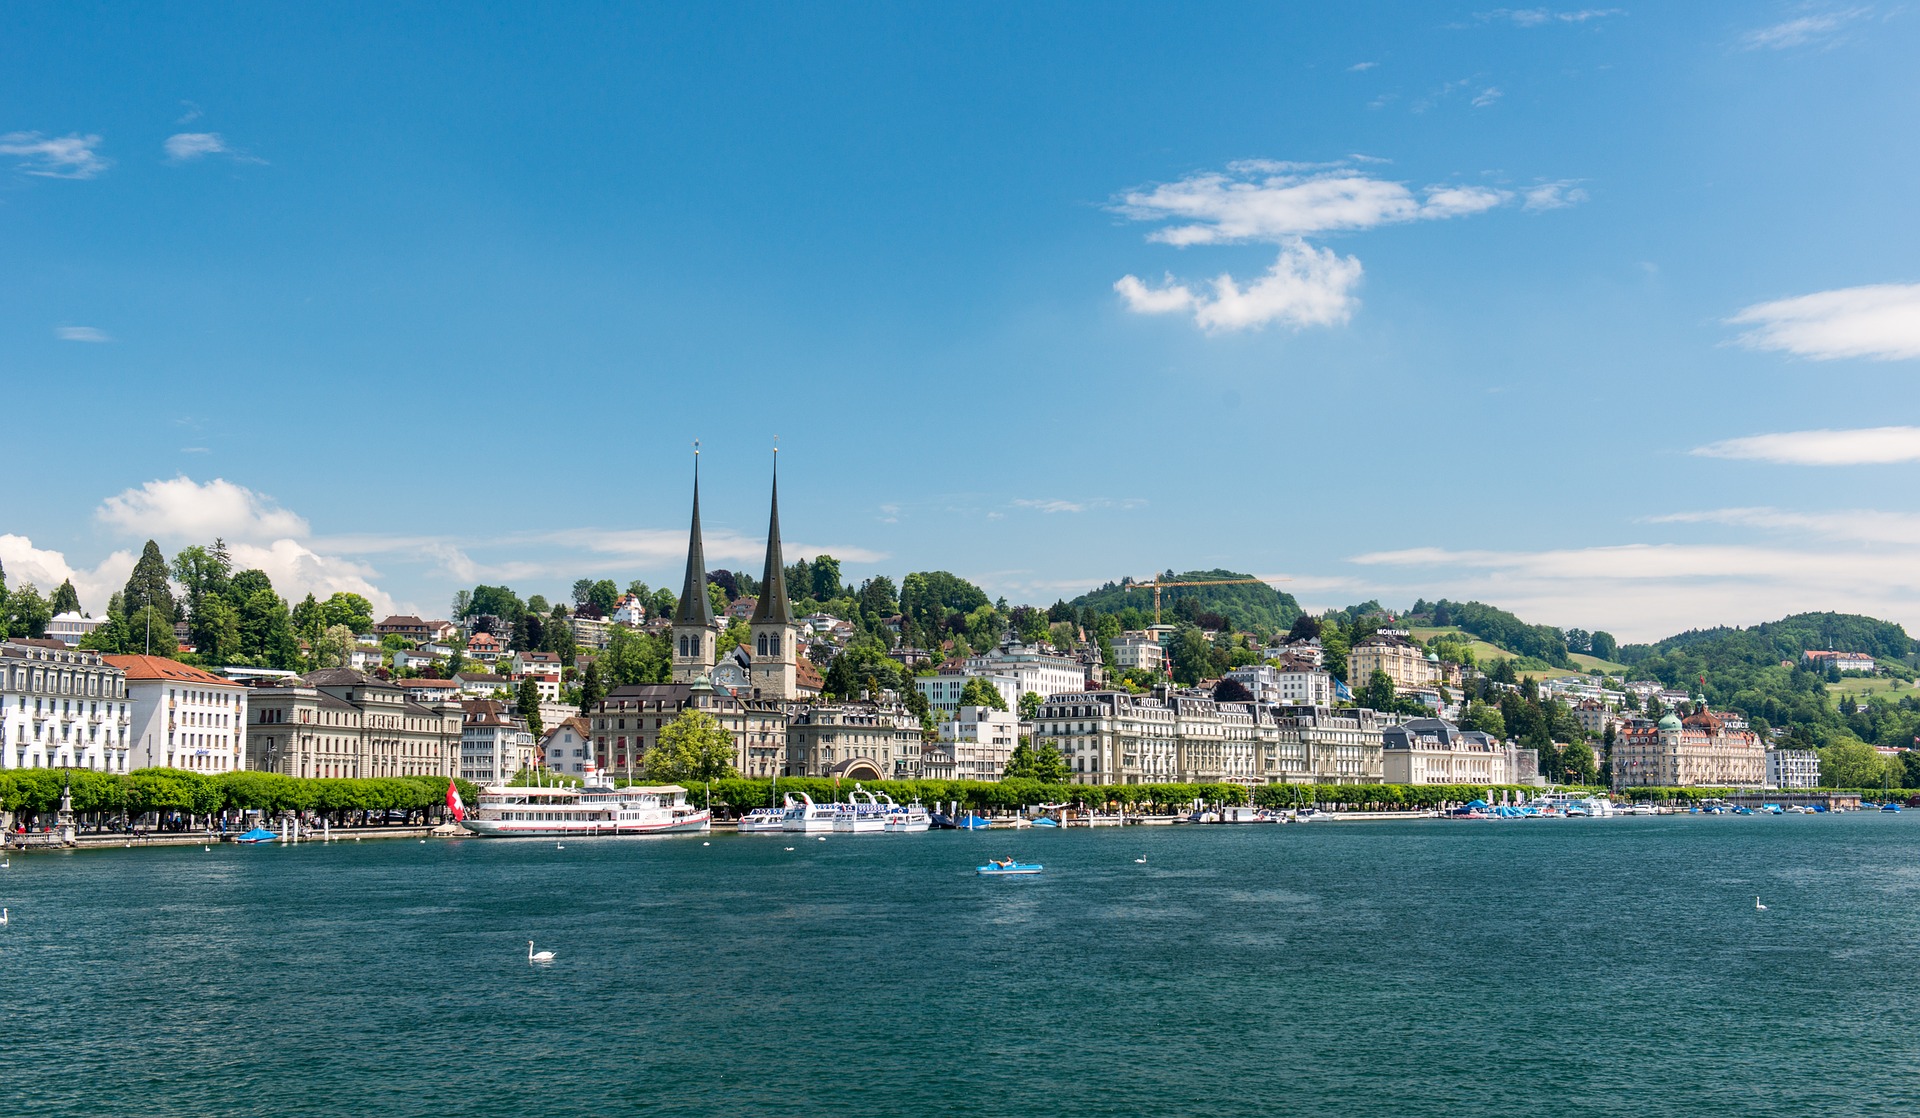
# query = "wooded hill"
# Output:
<box><xmin>1069</xmin><ymin>569</ymin><xmax>1302</xmax><ymax>632</ymax></box>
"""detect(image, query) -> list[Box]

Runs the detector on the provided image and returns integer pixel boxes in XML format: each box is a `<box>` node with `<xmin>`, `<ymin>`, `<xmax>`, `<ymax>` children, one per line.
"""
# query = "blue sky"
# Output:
<box><xmin>3</xmin><ymin>3</ymin><xmax>1918</xmax><ymax>640</ymax></box>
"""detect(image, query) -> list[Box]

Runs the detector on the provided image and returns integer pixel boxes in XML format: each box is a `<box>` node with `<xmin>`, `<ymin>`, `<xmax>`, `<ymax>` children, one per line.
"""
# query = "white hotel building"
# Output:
<box><xmin>2</xmin><ymin>639</ymin><xmax>130</xmax><ymax>772</ymax></box>
<box><xmin>109</xmin><ymin>654</ymin><xmax>249</xmax><ymax>773</ymax></box>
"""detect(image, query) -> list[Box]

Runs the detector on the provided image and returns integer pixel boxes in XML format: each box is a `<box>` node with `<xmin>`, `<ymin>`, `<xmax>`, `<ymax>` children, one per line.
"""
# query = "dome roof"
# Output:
<box><xmin>1657</xmin><ymin>712</ymin><xmax>1682</xmax><ymax>731</ymax></box>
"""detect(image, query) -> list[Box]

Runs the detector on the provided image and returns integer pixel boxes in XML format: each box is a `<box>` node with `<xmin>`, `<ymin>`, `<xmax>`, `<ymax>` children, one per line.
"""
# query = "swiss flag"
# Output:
<box><xmin>446</xmin><ymin>779</ymin><xmax>466</xmax><ymax>822</ymax></box>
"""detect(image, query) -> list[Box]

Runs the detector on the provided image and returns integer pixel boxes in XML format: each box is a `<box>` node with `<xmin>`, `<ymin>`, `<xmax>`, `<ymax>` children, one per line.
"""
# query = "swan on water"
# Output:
<box><xmin>1</xmin><ymin>908</ymin><xmax>9</xmax><ymax>925</ymax></box>
<box><xmin>528</xmin><ymin>940</ymin><xmax>556</xmax><ymax>963</ymax></box>
<box><xmin>1755</xmin><ymin>896</ymin><xmax>1767</xmax><ymax>911</ymax></box>
<box><xmin>784</xmin><ymin>846</ymin><xmax>795</xmax><ymax>851</ymax></box>
<box><xmin>1134</xmin><ymin>856</ymin><xmax>1148</xmax><ymax>864</ymax></box>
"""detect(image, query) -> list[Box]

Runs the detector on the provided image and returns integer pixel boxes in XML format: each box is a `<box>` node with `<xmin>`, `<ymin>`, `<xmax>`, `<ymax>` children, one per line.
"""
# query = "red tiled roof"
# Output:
<box><xmin>103</xmin><ymin>654</ymin><xmax>237</xmax><ymax>686</ymax></box>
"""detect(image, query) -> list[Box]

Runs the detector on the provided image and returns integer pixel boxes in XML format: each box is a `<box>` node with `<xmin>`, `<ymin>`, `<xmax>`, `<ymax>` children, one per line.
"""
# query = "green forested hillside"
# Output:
<box><xmin>1069</xmin><ymin>570</ymin><xmax>1301</xmax><ymax>632</ymax></box>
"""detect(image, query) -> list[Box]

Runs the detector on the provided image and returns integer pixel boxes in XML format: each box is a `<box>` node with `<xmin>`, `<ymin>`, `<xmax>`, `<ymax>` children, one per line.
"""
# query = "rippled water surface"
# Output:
<box><xmin>7</xmin><ymin>813</ymin><xmax>1920</xmax><ymax>1116</ymax></box>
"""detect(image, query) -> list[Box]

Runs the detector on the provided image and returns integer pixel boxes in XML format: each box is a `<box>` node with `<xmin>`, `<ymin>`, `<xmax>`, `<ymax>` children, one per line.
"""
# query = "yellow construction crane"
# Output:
<box><xmin>1123</xmin><ymin>576</ymin><xmax>1290</xmax><ymax>625</ymax></box>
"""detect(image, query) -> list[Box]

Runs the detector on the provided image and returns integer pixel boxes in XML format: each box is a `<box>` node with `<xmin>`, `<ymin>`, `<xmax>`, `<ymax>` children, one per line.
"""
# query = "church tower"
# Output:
<box><xmin>671</xmin><ymin>447</ymin><xmax>719</xmax><ymax>683</ymax></box>
<box><xmin>749</xmin><ymin>447</ymin><xmax>799</xmax><ymax>700</ymax></box>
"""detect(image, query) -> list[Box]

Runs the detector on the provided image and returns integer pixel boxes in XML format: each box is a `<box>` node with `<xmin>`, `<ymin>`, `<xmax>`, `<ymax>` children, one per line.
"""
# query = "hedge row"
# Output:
<box><xmin>0</xmin><ymin>768</ymin><xmax>478</xmax><ymax>822</ymax></box>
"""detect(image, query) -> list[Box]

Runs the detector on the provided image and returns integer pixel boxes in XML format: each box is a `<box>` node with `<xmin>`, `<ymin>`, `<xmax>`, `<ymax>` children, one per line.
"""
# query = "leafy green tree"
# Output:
<box><xmin>189</xmin><ymin>593</ymin><xmax>243</xmax><ymax>663</ymax></box>
<box><xmin>810</xmin><ymin>555</ymin><xmax>842</xmax><ymax>600</ymax></box>
<box><xmin>1590</xmin><ymin>631</ymin><xmax>1618</xmax><ymax>662</ymax></box>
<box><xmin>1819</xmin><ymin>741</ymin><xmax>1886</xmax><ymax>788</ymax></box>
<box><xmin>123</xmin><ymin>604</ymin><xmax>178</xmax><ymax>655</ymax></box>
<box><xmin>899</xmin><ymin>571</ymin><xmax>990</xmax><ymax>632</ymax></box>
<box><xmin>648</xmin><ymin>588</ymin><xmax>676</xmax><ymax>618</ymax></box>
<box><xmin>465</xmin><ymin>585</ymin><xmax>524</xmax><ymax>625</ymax></box>
<box><xmin>1019</xmin><ymin>691</ymin><xmax>1043</xmax><ymax>722</ymax></box>
<box><xmin>645</xmin><ymin>709</ymin><xmax>738</xmax><ymax>782</ymax></box>
<box><xmin>858</xmin><ymin>576</ymin><xmax>898</xmax><ymax>617</ymax></box>
<box><xmin>1359</xmin><ymin>669</ymin><xmax>1397</xmax><ymax>713</ymax></box>
<box><xmin>311</xmin><ymin>624</ymin><xmax>355</xmax><ymax>669</ymax></box>
<box><xmin>318</xmin><ymin>592</ymin><xmax>375</xmax><ymax>634</ymax></box>
<box><xmin>516</xmin><ymin>678</ymin><xmax>544</xmax><ymax>739</ymax></box>
<box><xmin>1461</xmin><ymin>700</ymin><xmax>1506</xmax><ymax>739</ymax></box>
<box><xmin>718</xmin><ymin>617</ymin><xmax>750</xmax><ymax>654</ymax></box>
<box><xmin>5</xmin><ymin>582</ymin><xmax>53</xmax><ymax>639</ymax></box>
<box><xmin>588</xmin><ymin>579</ymin><xmax>619</xmax><ymax>618</ymax></box>
<box><xmin>526</xmin><ymin>594</ymin><xmax>550</xmax><ymax>615</ymax></box>
<box><xmin>784</xmin><ymin>557</ymin><xmax>812</xmax><ymax>604</ymax></box>
<box><xmin>604</xmin><ymin>626</ymin><xmax>671</xmax><ymax>686</ymax></box>
<box><xmin>171</xmin><ymin>542</ymin><xmax>232</xmax><ymax>603</ymax></box>
<box><xmin>122</xmin><ymin>540</ymin><xmax>175</xmax><ymax>622</ymax></box>
<box><xmin>959</xmin><ymin>676</ymin><xmax>1008</xmax><ymax>711</ymax></box>
<box><xmin>578</xmin><ymin>660</ymin><xmax>607</xmax><ymax>714</ymax></box>
<box><xmin>1169</xmin><ymin>625</ymin><xmax>1213</xmax><ymax>686</ymax></box>
<box><xmin>49</xmin><ymin>579</ymin><xmax>81</xmax><ymax>616</ymax></box>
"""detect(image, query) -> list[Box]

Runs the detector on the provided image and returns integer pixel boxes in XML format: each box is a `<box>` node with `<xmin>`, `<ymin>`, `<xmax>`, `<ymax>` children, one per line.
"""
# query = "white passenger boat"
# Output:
<box><xmin>782</xmin><ymin>792</ymin><xmax>840</xmax><ymax>833</ymax></box>
<box><xmin>461</xmin><ymin>781</ymin><xmax>710</xmax><ymax>837</ymax></box>
<box><xmin>737</xmin><ymin>796</ymin><xmax>795</xmax><ymax>834</ymax></box>
<box><xmin>883</xmin><ymin>799</ymin><xmax>932</xmax><ymax>833</ymax></box>
<box><xmin>834</xmin><ymin>787</ymin><xmax>891</xmax><ymax>833</ymax></box>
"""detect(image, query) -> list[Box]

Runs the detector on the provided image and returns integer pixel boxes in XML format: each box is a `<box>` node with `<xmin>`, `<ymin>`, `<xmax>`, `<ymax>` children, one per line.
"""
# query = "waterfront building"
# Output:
<box><xmin>935</xmin><ymin>704</ymin><xmax>1018</xmax><ymax>782</ymax></box>
<box><xmin>1347</xmin><ymin>631</ymin><xmax>1442</xmax><ymax>691</ymax></box>
<box><xmin>1035</xmin><ymin>691</ymin><xmax>1178</xmax><ymax>785</ymax></box>
<box><xmin>587</xmin><ymin>680</ymin><xmax>789</xmax><ymax>780</ymax></box>
<box><xmin>460</xmin><ymin>700</ymin><xmax>536</xmax><ymax>784</ymax></box>
<box><xmin>1381</xmin><ymin>717</ymin><xmax>1511</xmax><ymax>785</ymax></box>
<box><xmin>45</xmin><ymin>612</ymin><xmax>107</xmax><ymax>647</ymax></box>
<box><xmin>785</xmin><ymin>701</ymin><xmax>923</xmax><ymax>780</ymax></box>
<box><xmin>1766</xmin><ymin>748</ymin><xmax>1820</xmax><ymax>789</ymax></box>
<box><xmin>541</xmin><ymin>716</ymin><xmax>594</xmax><ymax>778</ymax></box>
<box><xmin>109</xmin><ymin>654</ymin><xmax>248</xmax><ymax>773</ymax></box>
<box><xmin>244</xmin><ymin>668</ymin><xmax>462</xmax><ymax>779</ymax></box>
<box><xmin>3</xmin><ymin>639</ymin><xmax>129</xmax><ymax>772</ymax></box>
<box><xmin>1266</xmin><ymin>705</ymin><xmax>1385</xmax><ymax>784</ymax></box>
<box><xmin>1611</xmin><ymin>709</ymin><xmax>1766</xmax><ymax>788</ymax></box>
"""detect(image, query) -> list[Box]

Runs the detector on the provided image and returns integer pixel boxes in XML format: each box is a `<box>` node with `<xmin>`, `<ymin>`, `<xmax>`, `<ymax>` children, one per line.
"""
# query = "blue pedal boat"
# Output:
<box><xmin>976</xmin><ymin>861</ymin><xmax>1043</xmax><ymax>876</ymax></box>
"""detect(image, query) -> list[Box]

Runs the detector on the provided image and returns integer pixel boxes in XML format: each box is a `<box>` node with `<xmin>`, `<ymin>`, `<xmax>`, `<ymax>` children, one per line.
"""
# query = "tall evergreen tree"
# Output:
<box><xmin>49</xmin><ymin>579</ymin><xmax>81</xmax><ymax>616</ymax></box>
<box><xmin>122</xmin><ymin>540</ymin><xmax>175</xmax><ymax>622</ymax></box>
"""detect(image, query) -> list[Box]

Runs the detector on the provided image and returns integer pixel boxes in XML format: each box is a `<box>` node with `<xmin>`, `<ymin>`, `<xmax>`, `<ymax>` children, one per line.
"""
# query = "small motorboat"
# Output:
<box><xmin>1031</xmin><ymin>817</ymin><xmax>1060</xmax><ymax>827</ymax></box>
<box><xmin>1882</xmin><ymin>802</ymin><xmax>1904</xmax><ymax>812</ymax></box>
<box><xmin>957</xmin><ymin>815</ymin><xmax>992</xmax><ymax>830</ymax></box>
<box><xmin>234</xmin><ymin>826</ymin><xmax>278</xmax><ymax>845</ymax></box>
<box><xmin>976</xmin><ymin>861</ymin><xmax>1043</xmax><ymax>876</ymax></box>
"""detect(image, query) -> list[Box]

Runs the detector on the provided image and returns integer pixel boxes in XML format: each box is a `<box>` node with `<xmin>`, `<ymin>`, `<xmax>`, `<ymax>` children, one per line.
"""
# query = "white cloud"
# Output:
<box><xmin>164</xmin><ymin>132</ymin><xmax>229</xmax><ymax>162</ymax></box>
<box><xmin>1116</xmin><ymin>240</ymin><xmax>1364</xmax><ymax>331</ymax></box>
<box><xmin>1727</xmin><ymin>283</ymin><xmax>1920</xmax><ymax>361</ymax></box>
<box><xmin>95</xmin><ymin>476</ymin><xmax>311</xmax><ymax>542</ymax></box>
<box><xmin>1347</xmin><ymin>541</ymin><xmax>1920</xmax><ymax>640</ymax></box>
<box><xmin>0</xmin><ymin>131</ymin><xmax>109</xmax><ymax>179</ymax></box>
<box><xmin>1472</xmin><ymin>87</ymin><xmax>1504</xmax><ymax>107</ymax></box>
<box><xmin>1523</xmin><ymin>181</ymin><xmax>1588</xmax><ymax>210</ymax></box>
<box><xmin>1477</xmin><ymin>8</ymin><xmax>1625</xmax><ymax>26</ymax></box>
<box><xmin>55</xmin><ymin>325</ymin><xmax>111</xmax><ymax>343</ymax></box>
<box><xmin>1111</xmin><ymin>160</ymin><xmax>1559</xmax><ymax>331</ymax></box>
<box><xmin>1649</xmin><ymin>507</ymin><xmax>1920</xmax><ymax>547</ymax></box>
<box><xmin>1010</xmin><ymin>497</ymin><xmax>1148</xmax><ymax>514</ymax></box>
<box><xmin>1740</xmin><ymin>7</ymin><xmax>1872</xmax><ymax>49</ymax></box>
<box><xmin>225</xmin><ymin>539</ymin><xmax>395</xmax><ymax>615</ymax></box>
<box><xmin>1347</xmin><ymin>61</ymin><xmax>1379</xmax><ymax>71</ymax></box>
<box><xmin>0</xmin><ymin>535</ymin><xmax>136</xmax><ymax>615</ymax></box>
<box><xmin>1691</xmin><ymin>426</ymin><xmax>1920</xmax><ymax>465</ymax></box>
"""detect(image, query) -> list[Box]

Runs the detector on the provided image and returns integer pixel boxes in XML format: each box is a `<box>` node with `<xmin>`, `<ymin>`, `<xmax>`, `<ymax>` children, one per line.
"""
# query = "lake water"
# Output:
<box><xmin>6</xmin><ymin>813</ymin><xmax>1920</xmax><ymax>1116</ymax></box>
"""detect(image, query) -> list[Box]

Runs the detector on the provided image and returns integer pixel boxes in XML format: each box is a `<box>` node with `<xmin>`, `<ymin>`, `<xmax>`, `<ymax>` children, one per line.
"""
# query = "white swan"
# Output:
<box><xmin>784</xmin><ymin>846</ymin><xmax>795</xmax><ymax>851</ymax></box>
<box><xmin>1134</xmin><ymin>856</ymin><xmax>1148</xmax><ymax>864</ymax></box>
<box><xmin>1755</xmin><ymin>896</ymin><xmax>1767</xmax><ymax>911</ymax></box>
<box><xmin>556</xmin><ymin>843</ymin><xmax>565</xmax><ymax>850</ymax></box>
<box><xmin>528</xmin><ymin>940</ymin><xmax>556</xmax><ymax>963</ymax></box>
<box><xmin>1</xmin><ymin>908</ymin><xmax>9</xmax><ymax>926</ymax></box>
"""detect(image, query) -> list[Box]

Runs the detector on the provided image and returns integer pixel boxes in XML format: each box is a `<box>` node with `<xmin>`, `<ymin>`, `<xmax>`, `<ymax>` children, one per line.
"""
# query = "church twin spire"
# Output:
<box><xmin>670</xmin><ymin>442</ymin><xmax>792</xmax><ymax>633</ymax></box>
